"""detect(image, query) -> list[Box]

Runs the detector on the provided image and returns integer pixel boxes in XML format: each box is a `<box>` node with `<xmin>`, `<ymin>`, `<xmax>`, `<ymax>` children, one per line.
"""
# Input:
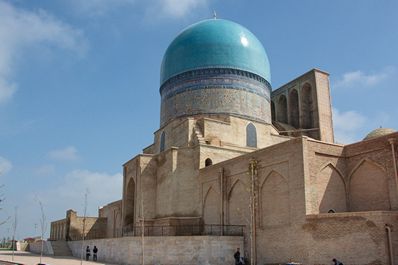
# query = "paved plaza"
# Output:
<box><xmin>0</xmin><ymin>251</ymin><xmax>117</xmax><ymax>265</ymax></box>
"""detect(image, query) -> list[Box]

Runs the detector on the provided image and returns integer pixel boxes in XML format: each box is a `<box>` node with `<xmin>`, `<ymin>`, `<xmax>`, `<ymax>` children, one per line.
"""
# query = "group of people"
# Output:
<box><xmin>86</xmin><ymin>245</ymin><xmax>98</xmax><ymax>261</ymax></box>
<box><xmin>234</xmin><ymin>248</ymin><xmax>343</xmax><ymax>265</ymax></box>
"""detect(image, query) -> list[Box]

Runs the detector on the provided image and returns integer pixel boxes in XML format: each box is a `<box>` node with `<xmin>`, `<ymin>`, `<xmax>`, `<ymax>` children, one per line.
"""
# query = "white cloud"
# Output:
<box><xmin>68</xmin><ymin>0</ymin><xmax>208</xmax><ymax>18</ymax></box>
<box><xmin>45</xmin><ymin>169</ymin><xmax>122</xmax><ymax>216</ymax></box>
<box><xmin>68</xmin><ymin>0</ymin><xmax>135</xmax><ymax>17</ymax></box>
<box><xmin>0</xmin><ymin>156</ymin><xmax>12</xmax><ymax>175</ymax></box>
<box><xmin>334</xmin><ymin>67</ymin><xmax>394</xmax><ymax>89</ymax></box>
<box><xmin>48</xmin><ymin>146</ymin><xmax>79</xmax><ymax>161</ymax></box>
<box><xmin>159</xmin><ymin>0</ymin><xmax>208</xmax><ymax>18</ymax></box>
<box><xmin>333</xmin><ymin>108</ymin><xmax>367</xmax><ymax>144</ymax></box>
<box><xmin>0</xmin><ymin>0</ymin><xmax>88</xmax><ymax>104</ymax></box>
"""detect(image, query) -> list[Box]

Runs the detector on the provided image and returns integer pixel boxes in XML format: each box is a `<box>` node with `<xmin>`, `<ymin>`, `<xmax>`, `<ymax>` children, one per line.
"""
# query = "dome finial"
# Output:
<box><xmin>213</xmin><ymin>10</ymin><xmax>217</xmax><ymax>19</ymax></box>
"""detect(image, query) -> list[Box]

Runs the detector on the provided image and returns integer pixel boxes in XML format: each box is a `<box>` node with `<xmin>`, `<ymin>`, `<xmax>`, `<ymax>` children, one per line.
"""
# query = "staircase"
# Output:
<box><xmin>194</xmin><ymin>122</ymin><xmax>206</xmax><ymax>145</ymax></box>
<box><xmin>50</xmin><ymin>240</ymin><xmax>72</xmax><ymax>256</ymax></box>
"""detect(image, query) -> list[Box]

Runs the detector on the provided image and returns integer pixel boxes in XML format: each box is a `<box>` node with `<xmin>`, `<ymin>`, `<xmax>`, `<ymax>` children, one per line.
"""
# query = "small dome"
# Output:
<box><xmin>160</xmin><ymin>19</ymin><xmax>270</xmax><ymax>85</ymax></box>
<box><xmin>363</xmin><ymin>128</ymin><xmax>396</xmax><ymax>140</ymax></box>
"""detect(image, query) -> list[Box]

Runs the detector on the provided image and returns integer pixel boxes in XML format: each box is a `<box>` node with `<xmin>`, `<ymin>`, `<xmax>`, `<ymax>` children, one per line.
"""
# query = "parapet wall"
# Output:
<box><xmin>68</xmin><ymin>236</ymin><xmax>243</xmax><ymax>265</ymax></box>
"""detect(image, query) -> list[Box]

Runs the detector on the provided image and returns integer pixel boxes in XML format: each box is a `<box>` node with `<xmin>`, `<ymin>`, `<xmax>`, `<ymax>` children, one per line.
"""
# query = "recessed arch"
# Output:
<box><xmin>271</xmin><ymin>101</ymin><xmax>276</xmax><ymax>121</ymax></box>
<box><xmin>349</xmin><ymin>159</ymin><xmax>390</xmax><ymax>211</ymax></box>
<box><xmin>301</xmin><ymin>83</ymin><xmax>313</xmax><ymax>129</ymax></box>
<box><xmin>160</xmin><ymin>131</ymin><xmax>166</xmax><ymax>152</ymax></box>
<box><xmin>289</xmin><ymin>89</ymin><xmax>299</xmax><ymax>128</ymax></box>
<box><xmin>228</xmin><ymin>179</ymin><xmax>249</xmax><ymax>225</ymax></box>
<box><xmin>260</xmin><ymin>171</ymin><xmax>289</xmax><ymax>226</ymax></box>
<box><xmin>277</xmin><ymin>95</ymin><xmax>288</xmax><ymax>124</ymax></box>
<box><xmin>260</xmin><ymin>169</ymin><xmax>287</xmax><ymax>188</ymax></box>
<box><xmin>203</xmin><ymin>187</ymin><xmax>220</xmax><ymax>225</ymax></box>
<box><xmin>246</xmin><ymin>123</ymin><xmax>257</xmax><ymax>148</ymax></box>
<box><xmin>205</xmin><ymin>158</ymin><xmax>213</xmax><ymax>167</ymax></box>
<box><xmin>124</xmin><ymin>179</ymin><xmax>135</xmax><ymax>226</ymax></box>
<box><xmin>317</xmin><ymin>163</ymin><xmax>347</xmax><ymax>213</ymax></box>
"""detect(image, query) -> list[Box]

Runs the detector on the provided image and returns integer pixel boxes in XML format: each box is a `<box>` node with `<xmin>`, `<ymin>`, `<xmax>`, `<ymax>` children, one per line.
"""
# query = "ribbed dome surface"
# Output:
<box><xmin>363</xmin><ymin>128</ymin><xmax>396</xmax><ymax>140</ymax></box>
<box><xmin>160</xmin><ymin>19</ymin><xmax>270</xmax><ymax>85</ymax></box>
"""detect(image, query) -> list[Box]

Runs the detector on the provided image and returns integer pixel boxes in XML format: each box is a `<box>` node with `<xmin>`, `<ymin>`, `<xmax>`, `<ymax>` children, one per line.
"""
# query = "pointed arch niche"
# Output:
<box><xmin>203</xmin><ymin>187</ymin><xmax>220</xmax><ymax>225</ymax></box>
<box><xmin>246</xmin><ymin>123</ymin><xmax>257</xmax><ymax>148</ymax></box>
<box><xmin>160</xmin><ymin>131</ymin><xmax>166</xmax><ymax>152</ymax></box>
<box><xmin>289</xmin><ymin>89</ymin><xmax>299</xmax><ymax>128</ymax></box>
<box><xmin>301</xmin><ymin>83</ymin><xmax>314</xmax><ymax>129</ymax></box>
<box><xmin>277</xmin><ymin>95</ymin><xmax>288</xmax><ymax>124</ymax></box>
<box><xmin>317</xmin><ymin>164</ymin><xmax>347</xmax><ymax>213</ymax></box>
<box><xmin>228</xmin><ymin>180</ymin><xmax>250</xmax><ymax>225</ymax></box>
<box><xmin>260</xmin><ymin>171</ymin><xmax>289</xmax><ymax>227</ymax></box>
<box><xmin>349</xmin><ymin>160</ymin><xmax>390</xmax><ymax>211</ymax></box>
<box><xmin>124</xmin><ymin>179</ymin><xmax>135</xmax><ymax>226</ymax></box>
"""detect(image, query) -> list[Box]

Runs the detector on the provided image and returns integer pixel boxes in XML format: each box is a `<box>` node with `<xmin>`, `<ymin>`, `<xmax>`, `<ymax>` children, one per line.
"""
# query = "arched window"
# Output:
<box><xmin>301</xmin><ymin>84</ymin><xmax>313</xmax><ymax>129</ymax></box>
<box><xmin>246</xmin><ymin>123</ymin><xmax>257</xmax><ymax>148</ymax></box>
<box><xmin>271</xmin><ymin>101</ymin><xmax>276</xmax><ymax>121</ymax></box>
<box><xmin>205</xmin><ymin>158</ymin><xmax>213</xmax><ymax>167</ymax></box>
<box><xmin>160</xmin><ymin>131</ymin><xmax>165</xmax><ymax>152</ymax></box>
<box><xmin>124</xmin><ymin>179</ymin><xmax>135</xmax><ymax>226</ymax></box>
<box><xmin>289</xmin><ymin>89</ymin><xmax>299</xmax><ymax>128</ymax></box>
<box><xmin>277</xmin><ymin>95</ymin><xmax>288</xmax><ymax>124</ymax></box>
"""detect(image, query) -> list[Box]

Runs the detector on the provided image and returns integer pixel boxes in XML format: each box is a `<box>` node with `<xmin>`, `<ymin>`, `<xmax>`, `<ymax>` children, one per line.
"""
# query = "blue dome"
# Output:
<box><xmin>160</xmin><ymin>19</ymin><xmax>271</xmax><ymax>85</ymax></box>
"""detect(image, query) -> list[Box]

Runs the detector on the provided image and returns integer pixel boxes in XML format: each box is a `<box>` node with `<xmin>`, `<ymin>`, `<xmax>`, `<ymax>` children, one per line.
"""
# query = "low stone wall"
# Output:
<box><xmin>68</xmin><ymin>236</ymin><xmax>243</xmax><ymax>265</ymax></box>
<box><xmin>29</xmin><ymin>241</ymin><xmax>54</xmax><ymax>256</ymax></box>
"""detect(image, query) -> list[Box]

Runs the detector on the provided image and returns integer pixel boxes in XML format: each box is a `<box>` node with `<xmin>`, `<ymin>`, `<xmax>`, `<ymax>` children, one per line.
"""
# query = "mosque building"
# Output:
<box><xmin>49</xmin><ymin>18</ymin><xmax>398</xmax><ymax>265</ymax></box>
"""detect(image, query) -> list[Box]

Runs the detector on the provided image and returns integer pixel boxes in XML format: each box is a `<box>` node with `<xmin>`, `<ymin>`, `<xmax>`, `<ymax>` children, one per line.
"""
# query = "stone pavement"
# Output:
<box><xmin>0</xmin><ymin>251</ymin><xmax>117</xmax><ymax>265</ymax></box>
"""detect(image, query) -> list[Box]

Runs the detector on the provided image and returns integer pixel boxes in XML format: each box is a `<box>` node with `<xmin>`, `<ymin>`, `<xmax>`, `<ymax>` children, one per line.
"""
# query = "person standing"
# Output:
<box><xmin>234</xmin><ymin>248</ymin><xmax>241</xmax><ymax>265</ymax></box>
<box><xmin>93</xmin><ymin>246</ymin><xmax>98</xmax><ymax>261</ymax></box>
<box><xmin>332</xmin><ymin>258</ymin><xmax>344</xmax><ymax>265</ymax></box>
<box><xmin>86</xmin><ymin>245</ymin><xmax>91</xmax><ymax>261</ymax></box>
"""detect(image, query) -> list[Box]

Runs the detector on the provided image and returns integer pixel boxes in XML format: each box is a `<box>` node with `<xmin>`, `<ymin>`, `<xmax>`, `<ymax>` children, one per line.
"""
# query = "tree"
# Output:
<box><xmin>38</xmin><ymin>200</ymin><xmax>47</xmax><ymax>264</ymax></box>
<box><xmin>80</xmin><ymin>189</ymin><xmax>89</xmax><ymax>265</ymax></box>
<box><xmin>11</xmin><ymin>206</ymin><xmax>17</xmax><ymax>261</ymax></box>
<box><xmin>0</xmin><ymin>184</ymin><xmax>11</xmax><ymax>226</ymax></box>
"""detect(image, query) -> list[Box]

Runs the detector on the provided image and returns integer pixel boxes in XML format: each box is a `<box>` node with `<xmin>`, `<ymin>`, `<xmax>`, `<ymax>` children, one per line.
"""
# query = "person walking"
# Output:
<box><xmin>234</xmin><ymin>248</ymin><xmax>241</xmax><ymax>265</ymax></box>
<box><xmin>86</xmin><ymin>245</ymin><xmax>91</xmax><ymax>261</ymax></box>
<box><xmin>93</xmin><ymin>246</ymin><xmax>98</xmax><ymax>261</ymax></box>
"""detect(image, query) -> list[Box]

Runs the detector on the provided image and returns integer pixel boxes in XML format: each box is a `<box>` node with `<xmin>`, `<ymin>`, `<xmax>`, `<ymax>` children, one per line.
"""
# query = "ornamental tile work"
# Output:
<box><xmin>160</xmin><ymin>68</ymin><xmax>271</xmax><ymax>126</ymax></box>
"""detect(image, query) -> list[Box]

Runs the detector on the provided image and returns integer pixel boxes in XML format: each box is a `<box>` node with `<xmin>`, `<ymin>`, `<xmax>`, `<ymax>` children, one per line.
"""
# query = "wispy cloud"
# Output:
<box><xmin>334</xmin><ymin>67</ymin><xmax>394</xmax><ymax>89</ymax></box>
<box><xmin>48</xmin><ymin>146</ymin><xmax>79</xmax><ymax>161</ymax></box>
<box><xmin>68</xmin><ymin>0</ymin><xmax>209</xmax><ymax>19</ymax></box>
<box><xmin>333</xmin><ymin>108</ymin><xmax>367</xmax><ymax>144</ymax></box>
<box><xmin>159</xmin><ymin>0</ymin><xmax>208</xmax><ymax>18</ymax></box>
<box><xmin>68</xmin><ymin>0</ymin><xmax>135</xmax><ymax>17</ymax></box>
<box><xmin>0</xmin><ymin>156</ymin><xmax>12</xmax><ymax>175</ymax></box>
<box><xmin>45</xmin><ymin>169</ymin><xmax>122</xmax><ymax>216</ymax></box>
<box><xmin>0</xmin><ymin>0</ymin><xmax>88</xmax><ymax>104</ymax></box>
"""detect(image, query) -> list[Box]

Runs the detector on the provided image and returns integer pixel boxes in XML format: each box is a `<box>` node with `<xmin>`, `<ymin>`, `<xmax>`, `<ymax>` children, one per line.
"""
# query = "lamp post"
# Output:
<box><xmin>248</xmin><ymin>159</ymin><xmax>258</xmax><ymax>265</ymax></box>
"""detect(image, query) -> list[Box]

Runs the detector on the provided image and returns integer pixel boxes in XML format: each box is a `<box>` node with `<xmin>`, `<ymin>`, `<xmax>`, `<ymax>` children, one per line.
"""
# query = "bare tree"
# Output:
<box><xmin>80</xmin><ymin>189</ymin><xmax>89</xmax><ymax>265</ymax></box>
<box><xmin>11</xmin><ymin>206</ymin><xmax>17</xmax><ymax>261</ymax></box>
<box><xmin>38</xmin><ymin>200</ymin><xmax>47</xmax><ymax>264</ymax></box>
<box><xmin>0</xmin><ymin>184</ymin><xmax>11</xmax><ymax>226</ymax></box>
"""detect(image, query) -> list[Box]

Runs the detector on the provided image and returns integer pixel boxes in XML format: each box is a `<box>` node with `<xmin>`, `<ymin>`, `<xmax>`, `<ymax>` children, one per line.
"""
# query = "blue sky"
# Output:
<box><xmin>0</xmin><ymin>0</ymin><xmax>397</xmax><ymax>239</ymax></box>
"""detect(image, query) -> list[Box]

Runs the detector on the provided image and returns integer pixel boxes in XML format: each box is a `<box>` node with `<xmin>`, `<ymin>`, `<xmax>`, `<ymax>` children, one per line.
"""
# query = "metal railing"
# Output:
<box><xmin>68</xmin><ymin>224</ymin><xmax>244</xmax><ymax>241</ymax></box>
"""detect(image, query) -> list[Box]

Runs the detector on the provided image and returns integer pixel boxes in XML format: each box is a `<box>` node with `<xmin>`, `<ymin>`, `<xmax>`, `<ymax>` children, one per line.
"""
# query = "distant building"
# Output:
<box><xmin>50</xmin><ymin>19</ymin><xmax>398</xmax><ymax>265</ymax></box>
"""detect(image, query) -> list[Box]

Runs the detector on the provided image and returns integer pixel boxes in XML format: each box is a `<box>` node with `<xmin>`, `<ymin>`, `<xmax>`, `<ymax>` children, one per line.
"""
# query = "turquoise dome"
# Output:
<box><xmin>160</xmin><ymin>19</ymin><xmax>271</xmax><ymax>85</ymax></box>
